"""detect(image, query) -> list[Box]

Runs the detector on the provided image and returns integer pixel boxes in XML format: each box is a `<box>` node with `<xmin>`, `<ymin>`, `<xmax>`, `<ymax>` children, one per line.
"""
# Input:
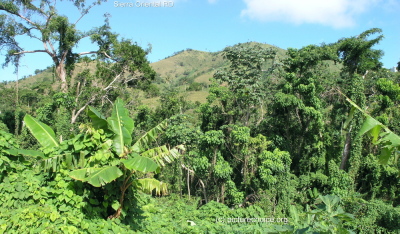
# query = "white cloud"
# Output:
<box><xmin>240</xmin><ymin>0</ymin><xmax>380</xmax><ymax>28</ymax></box>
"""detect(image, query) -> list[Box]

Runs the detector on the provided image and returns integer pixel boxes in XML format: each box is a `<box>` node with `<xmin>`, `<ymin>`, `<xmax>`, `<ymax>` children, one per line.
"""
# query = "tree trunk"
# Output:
<box><xmin>109</xmin><ymin>181</ymin><xmax>131</xmax><ymax>219</ymax></box>
<box><xmin>187</xmin><ymin>169</ymin><xmax>191</xmax><ymax>200</ymax></box>
<box><xmin>221</xmin><ymin>183</ymin><xmax>225</xmax><ymax>204</ymax></box>
<box><xmin>199</xmin><ymin>179</ymin><xmax>208</xmax><ymax>203</ymax></box>
<box><xmin>55</xmin><ymin>62</ymin><xmax>68</xmax><ymax>93</ymax></box>
<box><xmin>340</xmin><ymin>132</ymin><xmax>351</xmax><ymax>170</ymax></box>
<box><xmin>15</xmin><ymin>69</ymin><xmax>20</xmax><ymax>136</ymax></box>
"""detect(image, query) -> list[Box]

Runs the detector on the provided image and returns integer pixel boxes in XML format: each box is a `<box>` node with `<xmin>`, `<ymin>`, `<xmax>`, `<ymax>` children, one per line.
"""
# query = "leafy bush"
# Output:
<box><xmin>0</xmin><ymin>122</ymin><xmax>8</xmax><ymax>132</ymax></box>
<box><xmin>343</xmin><ymin>196</ymin><xmax>400</xmax><ymax>233</ymax></box>
<box><xmin>187</xmin><ymin>82</ymin><xmax>203</xmax><ymax>91</ymax></box>
<box><xmin>140</xmin><ymin>194</ymin><xmax>273</xmax><ymax>233</ymax></box>
<box><xmin>145</xmin><ymin>83</ymin><xmax>161</xmax><ymax>98</ymax></box>
<box><xmin>0</xmin><ymin>169</ymin><xmax>135</xmax><ymax>233</ymax></box>
<box><xmin>0</xmin><ymin>130</ymin><xmax>27</xmax><ymax>181</ymax></box>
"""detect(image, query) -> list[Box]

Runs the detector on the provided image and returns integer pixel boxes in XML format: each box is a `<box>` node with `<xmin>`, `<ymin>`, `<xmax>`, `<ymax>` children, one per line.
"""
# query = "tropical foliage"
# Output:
<box><xmin>0</xmin><ymin>2</ymin><xmax>399</xmax><ymax>232</ymax></box>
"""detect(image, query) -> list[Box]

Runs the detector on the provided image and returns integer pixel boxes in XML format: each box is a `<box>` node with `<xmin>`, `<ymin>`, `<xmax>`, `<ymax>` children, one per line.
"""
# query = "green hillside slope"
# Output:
<box><xmin>3</xmin><ymin>42</ymin><xmax>290</xmax><ymax>108</ymax></box>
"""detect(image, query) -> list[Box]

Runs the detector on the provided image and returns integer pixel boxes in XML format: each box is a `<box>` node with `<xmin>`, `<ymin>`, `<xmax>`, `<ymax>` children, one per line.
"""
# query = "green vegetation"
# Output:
<box><xmin>1</xmin><ymin>1</ymin><xmax>400</xmax><ymax>233</ymax></box>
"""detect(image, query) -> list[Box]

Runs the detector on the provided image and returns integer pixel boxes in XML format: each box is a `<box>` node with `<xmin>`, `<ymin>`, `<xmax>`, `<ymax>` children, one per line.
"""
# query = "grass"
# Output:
<box><xmin>186</xmin><ymin>90</ymin><xmax>209</xmax><ymax>103</ymax></box>
<box><xmin>141</xmin><ymin>97</ymin><xmax>161</xmax><ymax>109</ymax></box>
<box><xmin>150</xmin><ymin>49</ymin><xmax>228</xmax><ymax>84</ymax></box>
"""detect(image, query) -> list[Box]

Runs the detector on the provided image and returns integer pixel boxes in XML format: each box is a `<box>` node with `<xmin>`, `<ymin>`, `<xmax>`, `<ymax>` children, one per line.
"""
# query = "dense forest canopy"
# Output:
<box><xmin>1</xmin><ymin>1</ymin><xmax>400</xmax><ymax>233</ymax></box>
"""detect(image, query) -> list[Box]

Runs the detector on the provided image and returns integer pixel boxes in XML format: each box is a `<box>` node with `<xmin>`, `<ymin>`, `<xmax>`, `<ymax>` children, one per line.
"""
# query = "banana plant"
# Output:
<box><xmin>24</xmin><ymin>98</ymin><xmax>185</xmax><ymax>219</ymax></box>
<box><xmin>266</xmin><ymin>194</ymin><xmax>355</xmax><ymax>233</ymax></box>
<box><xmin>273</xmin><ymin>195</ymin><xmax>354</xmax><ymax>233</ymax></box>
<box><xmin>343</xmin><ymin>92</ymin><xmax>400</xmax><ymax>171</ymax></box>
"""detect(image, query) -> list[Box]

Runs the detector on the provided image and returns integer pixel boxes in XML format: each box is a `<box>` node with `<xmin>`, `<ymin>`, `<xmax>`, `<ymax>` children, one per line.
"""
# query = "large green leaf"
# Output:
<box><xmin>289</xmin><ymin>206</ymin><xmax>300</xmax><ymax>225</ymax></box>
<box><xmin>378</xmin><ymin>132</ymin><xmax>400</xmax><ymax>147</ymax></box>
<box><xmin>135</xmin><ymin>178</ymin><xmax>168</xmax><ymax>196</ymax></box>
<box><xmin>121</xmin><ymin>154</ymin><xmax>159</xmax><ymax>173</ymax></box>
<box><xmin>69</xmin><ymin>166</ymin><xmax>123</xmax><ymax>187</ymax></box>
<box><xmin>88</xmin><ymin>106</ymin><xmax>108</xmax><ymax>130</ymax></box>
<box><xmin>379</xmin><ymin>147</ymin><xmax>392</xmax><ymax>165</ymax></box>
<box><xmin>3</xmin><ymin>149</ymin><xmax>44</xmax><ymax>157</ymax></box>
<box><xmin>344</xmin><ymin>93</ymin><xmax>400</xmax><ymax>167</ymax></box>
<box><xmin>369</xmin><ymin>125</ymin><xmax>382</xmax><ymax>144</ymax></box>
<box><xmin>24</xmin><ymin>114</ymin><xmax>59</xmax><ymax>148</ymax></box>
<box><xmin>343</xmin><ymin>106</ymin><xmax>355</xmax><ymax>130</ymax></box>
<box><xmin>319</xmin><ymin>194</ymin><xmax>340</xmax><ymax>213</ymax></box>
<box><xmin>107</xmin><ymin>98</ymin><xmax>134</xmax><ymax>156</ymax></box>
<box><xmin>356</xmin><ymin>116</ymin><xmax>382</xmax><ymax>139</ymax></box>
<box><xmin>131</xmin><ymin>119</ymin><xmax>167</xmax><ymax>152</ymax></box>
<box><xmin>40</xmin><ymin>153</ymin><xmax>80</xmax><ymax>172</ymax></box>
<box><xmin>141</xmin><ymin>144</ymin><xmax>185</xmax><ymax>167</ymax></box>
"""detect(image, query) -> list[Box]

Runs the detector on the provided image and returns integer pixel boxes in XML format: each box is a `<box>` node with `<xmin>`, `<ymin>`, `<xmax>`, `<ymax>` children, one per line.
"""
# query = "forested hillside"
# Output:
<box><xmin>1</xmin><ymin>1</ymin><xmax>400</xmax><ymax>233</ymax></box>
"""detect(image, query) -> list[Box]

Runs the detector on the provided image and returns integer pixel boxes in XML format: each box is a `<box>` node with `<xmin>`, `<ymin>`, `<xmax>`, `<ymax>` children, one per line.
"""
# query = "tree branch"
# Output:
<box><xmin>13</xmin><ymin>50</ymin><xmax>48</xmax><ymax>55</ymax></box>
<box><xmin>104</xmin><ymin>72</ymin><xmax>124</xmax><ymax>91</ymax></box>
<box><xmin>2</xmin><ymin>7</ymin><xmax>40</xmax><ymax>29</ymax></box>
<box><xmin>198</xmin><ymin>179</ymin><xmax>208</xmax><ymax>203</ymax></box>
<box><xmin>76</xmin><ymin>78</ymin><xmax>89</xmax><ymax>102</ymax></box>
<box><xmin>181</xmin><ymin>164</ymin><xmax>194</xmax><ymax>175</ymax></box>
<box><xmin>103</xmin><ymin>52</ymin><xmax>113</xmax><ymax>60</ymax></box>
<box><xmin>75</xmin><ymin>81</ymin><xmax>81</xmax><ymax>103</ymax></box>
<box><xmin>26</xmin><ymin>32</ymin><xmax>44</xmax><ymax>42</ymax></box>
<box><xmin>47</xmin><ymin>40</ymin><xmax>57</xmax><ymax>55</ymax></box>
<box><xmin>74</xmin><ymin>4</ymin><xmax>95</xmax><ymax>25</ymax></box>
<box><xmin>71</xmin><ymin>95</ymin><xmax>97</xmax><ymax>124</ymax></box>
<box><xmin>42</xmin><ymin>41</ymin><xmax>56</xmax><ymax>58</ymax></box>
<box><xmin>17</xmin><ymin>9</ymin><xmax>29</xmax><ymax>21</ymax></box>
<box><xmin>123</xmin><ymin>76</ymin><xmax>140</xmax><ymax>85</ymax></box>
<box><xmin>78</xmin><ymin>51</ymin><xmax>98</xmax><ymax>56</ymax></box>
<box><xmin>75</xmin><ymin>34</ymin><xmax>92</xmax><ymax>44</ymax></box>
<box><xmin>61</xmin><ymin>50</ymin><xmax>68</xmax><ymax>64</ymax></box>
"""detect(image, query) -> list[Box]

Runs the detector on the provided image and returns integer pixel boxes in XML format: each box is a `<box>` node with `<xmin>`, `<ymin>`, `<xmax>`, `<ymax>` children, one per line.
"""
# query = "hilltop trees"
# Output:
<box><xmin>213</xmin><ymin>44</ymin><xmax>277</xmax><ymax>127</ymax></box>
<box><xmin>201</xmin><ymin>43</ymin><xmax>277</xmax><ymax>130</ymax></box>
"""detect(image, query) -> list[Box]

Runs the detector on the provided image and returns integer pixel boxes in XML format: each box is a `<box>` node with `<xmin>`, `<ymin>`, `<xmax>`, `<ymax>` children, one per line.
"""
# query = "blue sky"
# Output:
<box><xmin>1</xmin><ymin>0</ymin><xmax>399</xmax><ymax>82</ymax></box>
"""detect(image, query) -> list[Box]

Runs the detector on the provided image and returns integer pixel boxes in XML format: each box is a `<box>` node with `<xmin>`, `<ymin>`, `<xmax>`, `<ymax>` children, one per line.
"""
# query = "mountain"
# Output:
<box><xmin>151</xmin><ymin>42</ymin><xmax>287</xmax><ymax>85</ymax></box>
<box><xmin>3</xmin><ymin>42</ymin><xmax>288</xmax><ymax>107</ymax></box>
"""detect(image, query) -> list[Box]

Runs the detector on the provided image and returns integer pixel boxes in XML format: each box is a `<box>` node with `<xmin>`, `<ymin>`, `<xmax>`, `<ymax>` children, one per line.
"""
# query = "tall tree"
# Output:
<box><xmin>337</xmin><ymin>28</ymin><xmax>384</xmax><ymax>76</ymax></box>
<box><xmin>206</xmin><ymin>43</ymin><xmax>277</xmax><ymax>128</ymax></box>
<box><xmin>1</xmin><ymin>0</ymin><xmax>156</xmax><ymax>126</ymax></box>
<box><xmin>265</xmin><ymin>45</ymin><xmax>337</xmax><ymax>174</ymax></box>
<box><xmin>0</xmin><ymin>0</ymin><xmax>107</xmax><ymax>93</ymax></box>
<box><xmin>336</xmin><ymin>28</ymin><xmax>384</xmax><ymax>172</ymax></box>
